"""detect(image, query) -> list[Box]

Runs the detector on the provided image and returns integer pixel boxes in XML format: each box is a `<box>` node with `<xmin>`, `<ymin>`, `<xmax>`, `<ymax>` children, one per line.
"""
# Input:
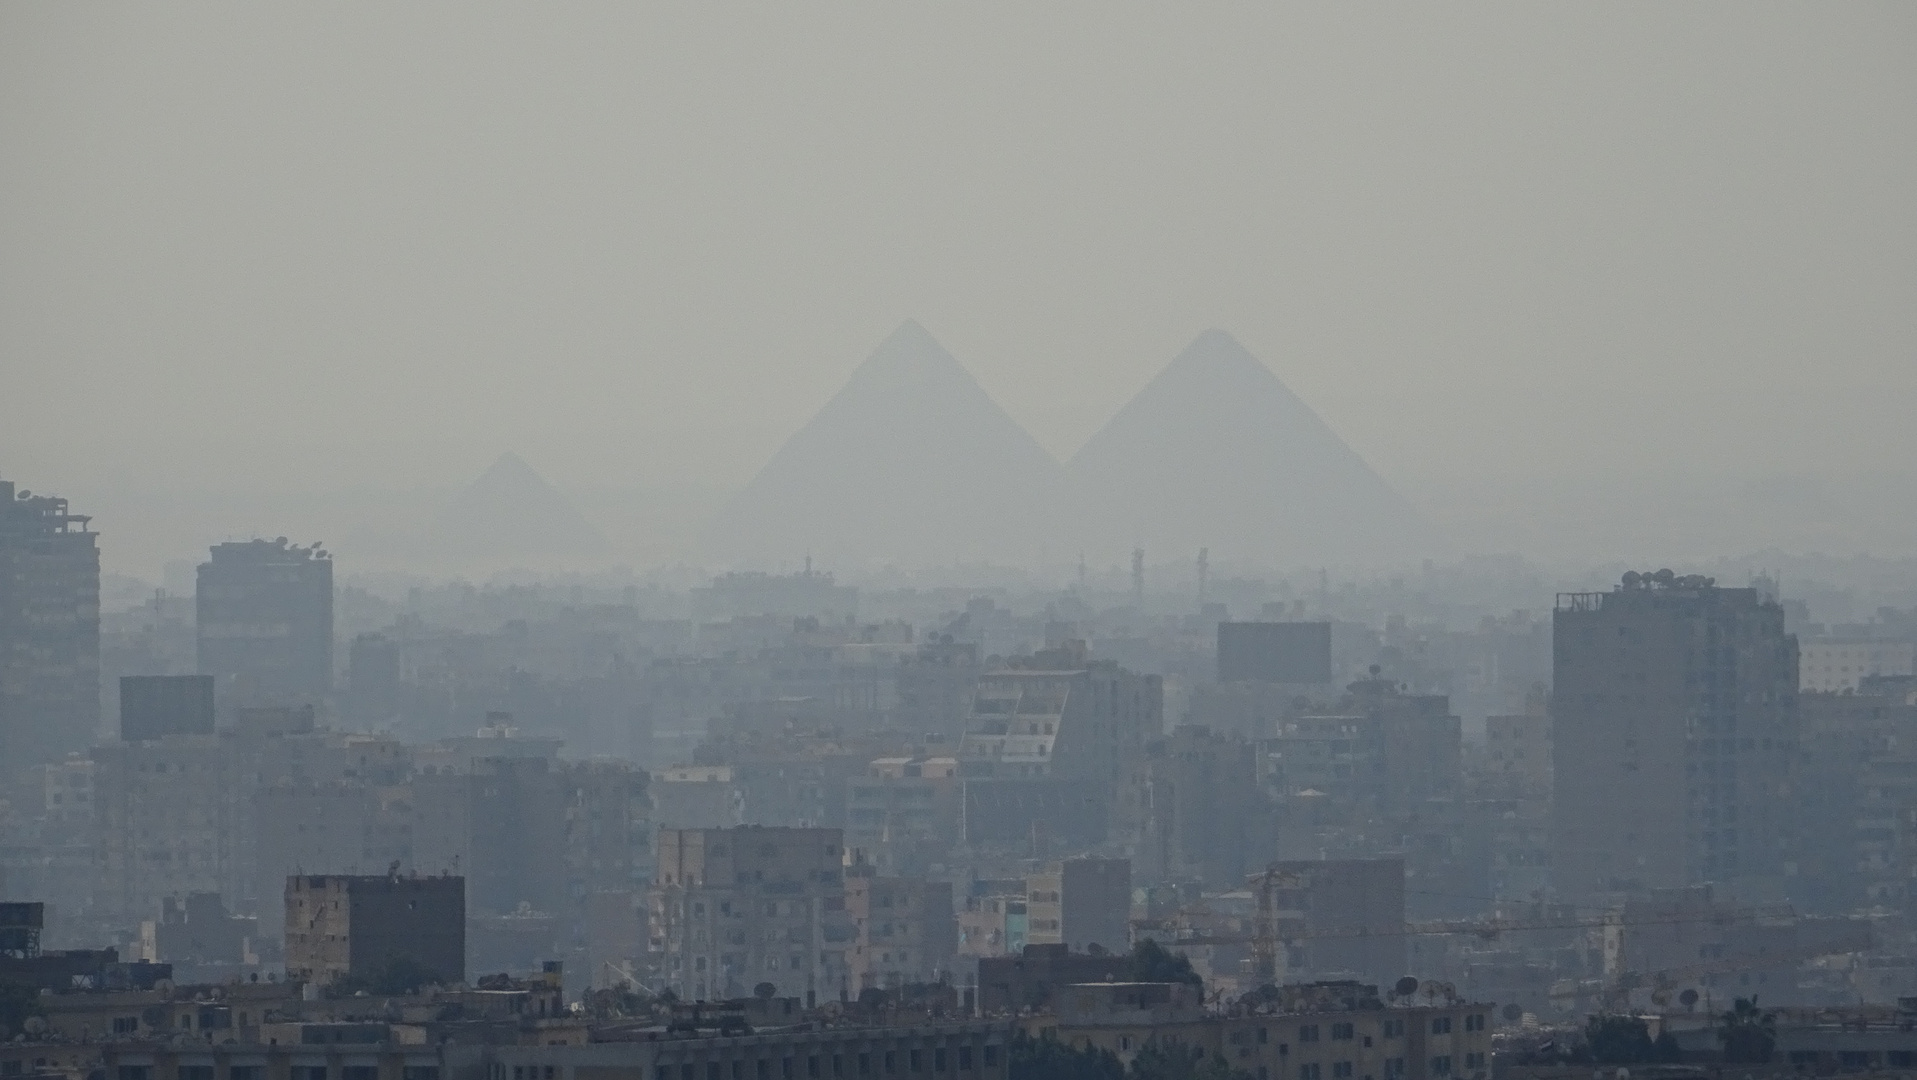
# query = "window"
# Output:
<box><xmin>113</xmin><ymin>1017</ymin><xmax>139</xmax><ymax>1035</ymax></box>
<box><xmin>808</xmin><ymin>1059</ymin><xmax>820</xmax><ymax>1080</ymax></box>
<box><xmin>859</xmin><ymin>1056</ymin><xmax>871</xmax><ymax>1076</ymax></box>
<box><xmin>1385</xmin><ymin>1058</ymin><xmax>1406</xmax><ymax>1078</ymax></box>
<box><xmin>1299</xmin><ymin>1026</ymin><xmax>1319</xmax><ymax>1043</ymax></box>
<box><xmin>1298</xmin><ymin>1066</ymin><xmax>1320</xmax><ymax>1080</ymax></box>
<box><xmin>1330</xmin><ymin>1024</ymin><xmax>1354</xmax><ymax>1041</ymax></box>
<box><xmin>909</xmin><ymin>1051</ymin><xmax>922</xmax><ymax>1073</ymax></box>
<box><xmin>833</xmin><ymin>1056</ymin><xmax>844</xmax><ymax>1077</ymax></box>
<box><xmin>180</xmin><ymin>1069</ymin><xmax>215</xmax><ymax>1080</ymax></box>
<box><xmin>1464</xmin><ymin>1053</ymin><xmax>1485</xmax><ymax>1069</ymax></box>
<box><xmin>1381</xmin><ymin>1020</ymin><xmax>1403</xmax><ymax>1039</ymax></box>
<box><xmin>1464</xmin><ymin>1014</ymin><xmax>1485</xmax><ymax>1032</ymax></box>
<box><xmin>958</xmin><ymin>1048</ymin><xmax>972</xmax><ymax>1071</ymax></box>
<box><xmin>403</xmin><ymin>1069</ymin><xmax>440</xmax><ymax>1080</ymax></box>
<box><xmin>343</xmin><ymin>1068</ymin><xmax>378</xmax><ymax>1080</ymax></box>
<box><xmin>1332</xmin><ymin>1064</ymin><xmax>1352</xmax><ymax>1079</ymax></box>
<box><xmin>657</xmin><ymin>1070</ymin><xmax>672</xmax><ymax>1080</ymax></box>
<box><xmin>293</xmin><ymin>1069</ymin><xmax>328</xmax><ymax>1080</ymax></box>
<box><xmin>1430</xmin><ymin>1057</ymin><xmax>1452</xmax><ymax>1076</ymax></box>
<box><xmin>117</xmin><ymin>1069</ymin><xmax>151</xmax><ymax>1080</ymax></box>
<box><xmin>1431</xmin><ymin>1018</ymin><xmax>1452</xmax><ymax>1035</ymax></box>
<box><xmin>711</xmin><ymin>1065</ymin><xmax>723</xmax><ymax>1080</ymax></box>
<box><xmin>885</xmin><ymin>1053</ymin><xmax>897</xmax><ymax>1075</ymax></box>
<box><xmin>233</xmin><ymin>1069</ymin><xmax>266</xmax><ymax>1080</ymax></box>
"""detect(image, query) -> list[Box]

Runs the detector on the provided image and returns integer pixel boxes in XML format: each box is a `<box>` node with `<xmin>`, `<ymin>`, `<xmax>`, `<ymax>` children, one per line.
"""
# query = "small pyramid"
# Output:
<box><xmin>704</xmin><ymin>321</ymin><xmax>1066</xmax><ymax>566</ymax></box>
<box><xmin>429</xmin><ymin>452</ymin><xmax>608</xmax><ymax>567</ymax></box>
<box><xmin>1068</xmin><ymin>330</ymin><xmax>1444</xmax><ymax>567</ymax></box>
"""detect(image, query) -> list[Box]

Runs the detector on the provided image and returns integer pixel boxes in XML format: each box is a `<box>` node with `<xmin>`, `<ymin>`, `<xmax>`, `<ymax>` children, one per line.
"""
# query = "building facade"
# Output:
<box><xmin>197</xmin><ymin>538</ymin><xmax>334</xmax><ymax>711</ymax></box>
<box><xmin>0</xmin><ymin>478</ymin><xmax>100</xmax><ymax>796</ymax></box>
<box><xmin>1552</xmin><ymin>572</ymin><xmax>1799</xmax><ymax>903</ymax></box>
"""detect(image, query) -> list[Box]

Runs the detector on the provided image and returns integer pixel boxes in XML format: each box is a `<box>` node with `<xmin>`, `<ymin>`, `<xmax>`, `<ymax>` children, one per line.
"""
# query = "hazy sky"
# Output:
<box><xmin>3</xmin><ymin>4</ymin><xmax>1913</xmax><ymax>564</ymax></box>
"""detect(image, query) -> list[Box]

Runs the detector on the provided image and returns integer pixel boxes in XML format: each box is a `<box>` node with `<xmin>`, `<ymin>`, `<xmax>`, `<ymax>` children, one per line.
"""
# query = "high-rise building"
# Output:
<box><xmin>0</xmin><ymin>479</ymin><xmax>100</xmax><ymax>794</ymax></box>
<box><xmin>196</xmin><ymin>538</ymin><xmax>333</xmax><ymax>711</ymax></box>
<box><xmin>1552</xmin><ymin>572</ymin><xmax>1799</xmax><ymax>904</ymax></box>
<box><xmin>649</xmin><ymin>826</ymin><xmax>852</xmax><ymax>1003</ymax></box>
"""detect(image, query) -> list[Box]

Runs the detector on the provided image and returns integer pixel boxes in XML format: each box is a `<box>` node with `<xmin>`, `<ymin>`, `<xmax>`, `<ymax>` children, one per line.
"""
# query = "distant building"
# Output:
<box><xmin>652</xmin><ymin>765</ymin><xmax>745</xmax><ymax>830</ymax></box>
<box><xmin>1255</xmin><ymin>859</ymin><xmax>1406</xmax><ymax>986</ymax></box>
<box><xmin>893</xmin><ymin>638</ymin><xmax>980</xmax><ymax>735</ymax></box>
<box><xmin>1801</xmin><ymin>638</ymin><xmax>1917</xmax><ymax>693</ymax></box>
<box><xmin>119</xmin><ymin>675</ymin><xmax>215</xmax><ymax>742</ymax></box>
<box><xmin>1132</xmin><ymin>726</ymin><xmax>1265</xmax><ymax>888</ymax></box>
<box><xmin>196</xmin><ymin>538</ymin><xmax>333</xmax><ymax>710</ymax></box>
<box><xmin>1026</xmin><ymin>858</ymin><xmax>1131</xmax><ymax>955</ymax></box>
<box><xmin>1218</xmin><ymin>622</ymin><xmax>1333</xmax><ymax>684</ymax></box>
<box><xmin>957</xmin><ymin>884</ymin><xmax>1028</xmax><ymax>960</ymax></box>
<box><xmin>845</xmin><ymin>756</ymin><xmax>960</xmax><ymax>877</ymax></box>
<box><xmin>692</xmin><ymin>569</ymin><xmax>858</xmax><ymax>622</ymax></box>
<box><xmin>1552</xmin><ymin>572</ymin><xmax>1799</xmax><ymax>903</ymax></box>
<box><xmin>844</xmin><ymin>865</ymin><xmax>956</xmax><ymax>992</ymax></box>
<box><xmin>0</xmin><ymin>478</ymin><xmax>100</xmax><ymax>794</ymax></box>
<box><xmin>975</xmin><ymin>943</ymin><xmax>1131</xmax><ymax>1014</ymax></box>
<box><xmin>649</xmin><ymin>826</ymin><xmax>852</xmax><ymax>1003</ymax></box>
<box><xmin>1480</xmin><ymin>710</ymin><xmax>1550</xmax><ymax>801</ymax></box>
<box><xmin>283</xmin><ymin>873</ymin><xmax>465</xmax><ymax>987</ymax></box>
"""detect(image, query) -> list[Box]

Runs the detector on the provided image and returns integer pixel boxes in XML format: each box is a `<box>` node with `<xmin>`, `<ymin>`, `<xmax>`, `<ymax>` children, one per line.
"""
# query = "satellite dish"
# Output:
<box><xmin>1651</xmin><ymin>989</ymin><xmax>1671</xmax><ymax>1006</ymax></box>
<box><xmin>1395</xmin><ymin>977</ymin><xmax>1420</xmax><ymax>998</ymax></box>
<box><xmin>1679</xmin><ymin>989</ymin><xmax>1699</xmax><ymax>1008</ymax></box>
<box><xmin>1501</xmin><ymin>1004</ymin><xmax>1522</xmax><ymax>1022</ymax></box>
<box><xmin>24</xmin><ymin>1016</ymin><xmax>47</xmax><ymax>1035</ymax></box>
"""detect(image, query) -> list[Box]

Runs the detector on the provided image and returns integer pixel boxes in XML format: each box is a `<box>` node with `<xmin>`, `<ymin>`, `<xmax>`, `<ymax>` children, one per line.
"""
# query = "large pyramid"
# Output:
<box><xmin>704</xmin><ymin>320</ymin><xmax>1067</xmax><ymax>566</ymax></box>
<box><xmin>428</xmin><ymin>452</ymin><xmax>609</xmax><ymax>568</ymax></box>
<box><xmin>1068</xmin><ymin>330</ymin><xmax>1444</xmax><ymax>568</ymax></box>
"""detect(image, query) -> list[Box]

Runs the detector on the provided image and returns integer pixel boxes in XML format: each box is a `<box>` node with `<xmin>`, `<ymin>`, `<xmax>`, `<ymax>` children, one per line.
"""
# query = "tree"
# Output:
<box><xmin>1009</xmin><ymin>1031</ymin><xmax>1125</xmax><ymax>1080</ymax></box>
<box><xmin>1128</xmin><ymin>939</ymin><xmax>1204</xmax><ymax>987</ymax></box>
<box><xmin>1717</xmin><ymin>996</ymin><xmax>1776</xmax><ymax>1064</ymax></box>
<box><xmin>1580</xmin><ymin>1015</ymin><xmax>1679</xmax><ymax>1064</ymax></box>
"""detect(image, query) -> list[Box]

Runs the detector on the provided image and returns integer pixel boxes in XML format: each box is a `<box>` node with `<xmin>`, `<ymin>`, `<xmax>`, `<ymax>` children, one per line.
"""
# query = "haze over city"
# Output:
<box><xmin>3</xmin><ymin>6</ymin><xmax>1917</xmax><ymax>1080</ymax></box>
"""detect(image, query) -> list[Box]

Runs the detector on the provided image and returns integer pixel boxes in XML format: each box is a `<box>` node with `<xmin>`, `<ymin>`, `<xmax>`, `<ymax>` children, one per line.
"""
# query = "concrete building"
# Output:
<box><xmin>1255</xmin><ymin>859</ymin><xmax>1407</xmax><ymax>986</ymax></box>
<box><xmin>0</xmin><ymin>478</ymin><xmax>100</xmax><ymax>795</ymax></box>
<box><xmin>1033</xmin><ymin>983</ymin><xmax>1490</xmax><ymax>1080</ymax></box>
<box><xmin>1026</xmin><ymin>858</ymin><xmax>1131</xmax><ymax>955</ymax></box>
<box><xmin>893</xmin><ymin>638</ymin><xmax>980</xmax><ymax>735</ymax></box>
<box><xmin>1132</xmin><ymin>726</ymin><xmax>1265</xmax><ymax>888</ymax></box>
<box><xmin>1552</xmin><ymin>572</ymin><xmax>1800</xmax><ymax>903</ymax></box>
<box><xmin>283</xmin><ymin>873</ymin><xmax>466</xmax><ymax>987</ymax></box>
<box><xmin>844</xmin><ymin>866</ymin><xmax>956</xmax><ymax>992</ymax></box>
<box><xmin>652</xmin><ymin>765</ymin><xmax>745</xmax><ymax>830</ymax></box>
<box><xmin>196</xmin><ymin>537</ymin><xmax>333</xmax><ymax>711</ymax></box>
<box><xmin>957</xmin><ymin>886</ymin><xmax>1027</xmax><ymax>960</ymax></box>
<box><xmin>1480</xmin><ymin>710</ymin><xmax>1550</xmax><ymax>802</ymax></box>
<box><xmin>90</xmin><ymin>734</ymin><xmax>246</xmax><ymax>930</ymax></box>
<box><xmin>845</xmin><ymin>756</ymin><xmax>961</xmax><ymax>877</ymax></box>
<box><xmin>118</xmin><ymin>675</ymin><xmax>215</xmax><ymax>742</ymax></box>
<box><xmin>649</xmin><ymin>826</ymin><xmax>852</xmax><ymax>1003</ymax></box>
<box><xmin>1801</xmin><ymin>638</ymin><xmax>1917</xmax><ymax>693</ymax></box>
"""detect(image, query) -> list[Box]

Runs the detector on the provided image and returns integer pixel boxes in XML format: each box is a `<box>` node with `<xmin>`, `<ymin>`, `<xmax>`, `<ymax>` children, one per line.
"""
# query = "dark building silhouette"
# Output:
<box><xmin>284</xmin><ymin>873</ymin><xmax>465</xmax><ymax>987</ymax></box>
<box><xmin>119</xmin><ymin>675</ymin><xmax>214</xmax><ymax>741</ymax></box>
<box><xmin>0</xmin><ymin>478</ymin><xmax>100</xmax><ymax>794</ymax></box>
<box><xmin>1552</xmin><ymin>572</ymin><xmax>1799</xmax><ymax>904</ymax></box>
<box><xmin>1256</xmin><ymin>858</ymin><xmax>1406</xmax><ymax>986</ymax></box>
<box><xmin>196</xmin><ymin>538</ymin><xmax>333</xmax><ymax>710</ymax></box>
<box><xmin>1218</xmin><ymin>621</ymin><xmax>1333</xmax><ymax>684</ymax></box>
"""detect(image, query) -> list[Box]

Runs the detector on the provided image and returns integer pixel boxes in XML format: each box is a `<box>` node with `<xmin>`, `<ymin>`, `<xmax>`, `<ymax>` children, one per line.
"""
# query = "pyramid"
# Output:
<box><xmin>1068</xmin><ymin>330</ymin><xmax>1444</xmax><ymax>568</ymax></box>
<box><xmin>704</xmin><ymin>320</ymin><xmax>1067</xmax><ymax>566</ymax></box>
<box><xmin>428</xmin><ymin>452</ymin><xmax>609</xmax><ymax>567</ymax></box>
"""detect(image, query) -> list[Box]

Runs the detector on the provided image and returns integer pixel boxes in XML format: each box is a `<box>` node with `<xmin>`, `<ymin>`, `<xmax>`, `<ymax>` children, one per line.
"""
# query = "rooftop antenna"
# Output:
<box><xmin>1196</xmin><ymin>548</ymin><xmax>1209</xmax><ymax>610</ymax></box>
<box><xmin>1131</xmin><ymin>548</ymin><xmax>1145</xmax><ymax>611</ymax></box>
